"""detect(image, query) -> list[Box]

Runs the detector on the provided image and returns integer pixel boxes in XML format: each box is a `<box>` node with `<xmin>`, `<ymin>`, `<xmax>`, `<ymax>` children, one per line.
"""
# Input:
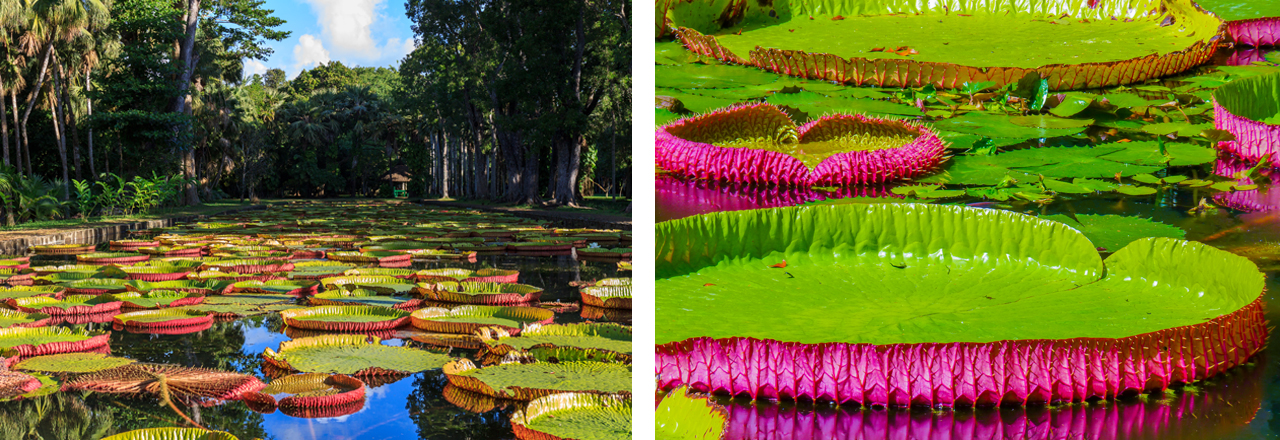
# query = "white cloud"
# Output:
<box><xmin>242</xmin><ymin>59</ymin><xmax>268</xmax><ymax>80</ymax></box>
<box><xmin>381</xmin><ymin>37</ymin><xmax>416</xmax><ymax>63</ymax></box>
<box><xmin>303</xmin><ymin>0</ymin><xmax>382</xmax><ymax>58</ymax></box>
<box><xmin>291</xmin><ymin>34</ymin><xmax>331</xmax><ymax>78</ymax></box>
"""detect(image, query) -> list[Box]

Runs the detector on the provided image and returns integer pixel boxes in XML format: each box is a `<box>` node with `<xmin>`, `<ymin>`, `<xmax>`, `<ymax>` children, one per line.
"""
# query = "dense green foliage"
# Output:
<box><xmin>0</xmin><ymin>0</ymin><xmax>631</xmax><ymax>227</ymax></box>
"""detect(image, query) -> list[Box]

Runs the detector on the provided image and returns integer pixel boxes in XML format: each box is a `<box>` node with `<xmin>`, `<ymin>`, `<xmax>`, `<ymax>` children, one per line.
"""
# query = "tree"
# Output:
<box><xmin>263</xmin><ymin>67</ymin><xmax>284</xmax><ymax>89</ymax></box>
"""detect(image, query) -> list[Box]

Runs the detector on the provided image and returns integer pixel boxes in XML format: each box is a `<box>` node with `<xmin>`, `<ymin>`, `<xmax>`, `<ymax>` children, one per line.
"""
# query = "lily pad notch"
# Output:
<box><xmin>657</xmin><ymin>103</ymin><xmax>947</xmax><ymax>187</ymax></box>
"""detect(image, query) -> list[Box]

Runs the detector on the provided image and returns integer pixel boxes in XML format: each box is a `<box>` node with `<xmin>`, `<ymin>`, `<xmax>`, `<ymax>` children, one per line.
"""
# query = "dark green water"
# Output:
<box><xmin>0</xmin><ymin>254</ymin><xmax>624</xmax><ymax>440</ymax></box>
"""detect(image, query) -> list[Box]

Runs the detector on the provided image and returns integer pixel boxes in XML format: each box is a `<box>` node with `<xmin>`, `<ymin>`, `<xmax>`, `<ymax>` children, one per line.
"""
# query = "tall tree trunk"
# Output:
<box><xmin>50</xmin><ymin>63</ymin><xmax>70</xmax><ymax>199</ymax></box>
<box><xmin>61</xmin><ymin>65</ymin><xmax>82</xmax><ymax>181</ymax></box>
<box><xmin>86</xmin><ymin>71</ymin><xmax>95</xmax><ymax>178</ymax></box>
<box><xmin>10</xmin><ymin>91</ymin><xmax>22</xmax><ymax>176</ymax></box>
<box><xmin>20</xmin><ymin>42</ymin><xmax>55</xmax><ymax>177</ymax></box>
<box><xmin>439</xmin><ymin>130</ymin><xmax>449</xmax><ymax>199</ymax></box>
<box><xmin>552</xmin><ymin>133</ymin><xmax>583</xmax><ymax>206</ymax></box>
<box><xmin>1</xmin><ymin>83</ymin><xmax>9</xmax><ymax>168</ymax></box>
<box><xmin>174</xmin><ymin>0</ymin><xmax>202</xmax><ymax>206</ymax></box>
<box><xmin>610</xmin><ymin>111</ymin><xmax>617</xmax><ymax>199</ymax></box>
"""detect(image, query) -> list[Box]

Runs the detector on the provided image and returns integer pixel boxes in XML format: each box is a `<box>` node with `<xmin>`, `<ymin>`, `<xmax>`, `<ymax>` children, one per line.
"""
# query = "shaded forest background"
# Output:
<box><xmin>0</xmin><ymin>0</ymin><xmax>631</xmax><ymax>224</ymax></box>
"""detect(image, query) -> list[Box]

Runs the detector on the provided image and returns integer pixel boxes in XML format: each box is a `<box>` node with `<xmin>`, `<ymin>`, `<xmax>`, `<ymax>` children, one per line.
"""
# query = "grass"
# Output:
<box><xmin>0</xmin><ymin>201</ymin><xmax>266</xmax><ymax>232</ymax></box>
<box><xmin>428</xmin><ymin>196</ymin><xmax>631</xmax><ymax>217</ymax></box>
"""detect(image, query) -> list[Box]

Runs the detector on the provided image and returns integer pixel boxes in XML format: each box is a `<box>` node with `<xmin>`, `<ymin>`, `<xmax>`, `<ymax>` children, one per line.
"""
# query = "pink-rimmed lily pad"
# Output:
<box><xmin>262</xmin><ymin>334</ymin><xmax>454</xmax><ymax>375</ymax></box>
<box><xmin>76</xmin><ymin>252</ymin><xmax>149</xmax><ymax>264</ymax></box>
<box><xmin>657</xmin><ymin>103</ymin><xmax>947</xmax><ymax>187</ymax></box>
<box><xmin>0</xmin><ymin>327</ymin><xmax>110</xmax><ymax>356</ymax></box>
<box><xmin>121</xmin><ymin>265</ymin><xmax>192</xmax><ymax>281</ymax></box>
<box><xmin>232</xmin><ymin>280</ymin><xmax>319</xmax><ymax>296</ymax></box>
<box><xmin>512</xmin><ymin>393</ymin><xmax>631</xmax><ymax>440</ymax></box>
<box><xmin>656</xmin><ymin>203</ymin><xmax>1268</xmax><ymax>407</ymax></box>
<box><xmin>410</xmin><ymin>305</ymin><xmax>554</xmax><ymax>335</ymax></box>
<box><xmin>415</xmin><ymin>282</ymin><xmax>543</xmax><ymax>305</ymax></box>
<box><xmin>112</xmin><ymin>290</ymin><xmax>204</xmax><ymax>308</ymax></box>
<box><xmin>241</xmin><ymin>373</ymin><xmax>366</xmax><ymax>416</ymax></box>
<box><xmin>1214</xmin><ymin>72</ymin><xmax>1280</xmax><ymax>168</ymax></box>
<box><xmin>8</xmin><ymin>295</ymin><xmax>123</xmax><ymax>316</ymax></box>
<box><xmin>0</xmin><ymin>310</ymin><xmax>51</xmax><ymax>329</ymax></box>
<box><xmin>279</xmin><ymin>305</ymin><xmax>411</xmax><ymax>331</ymax></box>
<box><xmin>30</xmin><ymin>244</ymin><xmax>95</xmax><ymax>255</ymax></box>
<box><xmin>112</xmin><ymin>309</ymin><xmax>214</xmax><ymax>331</ymax></box>
<box><xmin>579</xmin><ymin>285</ymin><xmax>630</xmax><ymax>309</ymax></box>
<box><xmin>443</xmin><ymin>357</ymin><xmax>631</xmax><ymax>401</ymax></box>
<box><xmin>125</xmin><ymin>279</ymin><xmax>235</xmax><ymax>295</ymax></box>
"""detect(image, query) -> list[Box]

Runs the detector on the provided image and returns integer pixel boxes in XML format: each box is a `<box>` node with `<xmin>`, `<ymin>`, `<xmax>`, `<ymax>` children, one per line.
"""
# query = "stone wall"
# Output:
<box><xmin>0</xmin><ymin>205</ymin><xmax>266</xmax><ymax>255</ymax></box>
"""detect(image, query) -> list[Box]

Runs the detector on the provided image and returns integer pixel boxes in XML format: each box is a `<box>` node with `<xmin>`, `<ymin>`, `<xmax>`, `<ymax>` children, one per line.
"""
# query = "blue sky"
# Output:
<box><xmin>243</xmin><ymin>0</ymin><xmax>418</xmax><ymax>80</ymax></box>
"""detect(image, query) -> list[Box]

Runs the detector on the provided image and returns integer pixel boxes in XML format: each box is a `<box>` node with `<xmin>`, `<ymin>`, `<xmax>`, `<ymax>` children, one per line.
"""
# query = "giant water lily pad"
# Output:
<box><xmin>113</xmin><ymin>309</ymin><xmax>214</xmax><ymax>331</ymax></box>
<box><xmin>1041</xmin><ymin>214</ymin><xmax>1187</xmax><ymax>252</ymax></box>
<box><xmin>127</xmin><ymin>280</ymin><xmax>234</xmax><ymax>295</ymax></box>
<box><xmin>241</xmin><ymin>373</ymin><xmax>366</xmax><ymax>416</ymax></box>
<box><xmin>656</xmin><ymin>204</ymin><xmax>1266</xmax><ymax>407</ymax></box>
<box><xmin>279</xmin><ymin>306</ymin><xmax>411</xmax><ymax>331</ymax></box>
<box><xmin>113</xmin><ymin>290</ymin><xmax>205</xmax><ymax>309</ymax></box>
<box><xmin>66</xmin><ymin>363</ymin><xmax>265</xmax><ymax>402</ymax></box>
<box><xmin>14</xmin><ymin>353</ymin><xmax>136</xmax><ymax>373</ymax></box>
<box><xmin>9</xmin><ymin>295</ymin><xmax>123</xmax><ymax>315</ymax></box>
<box><xmin>657</xmin><ymin>103</ymin><xmax>946</xmax><ymax>187</ymax></box>
<box><xmin>263</xmin><ymin>334</ymin><xmax>453</xmax><ymax>375</ymax></box>
<box><xmin>308</xmin><ymin>289</ymin><xmax>421</xmax><ymax>310</ymax></box>
<box><xmin>1196</xmin><ymin>0</ymin><xmax>1280</xmax><ymax>46</ymax></box>
<box><xmin>320</xmin><ymin>275</ymin><xmax>415</xmax><ymax>294</ymax></box>
<box><xmin>232</xmin><ymin>280</ymin><xmax>319</xmax><ymax>296</ymax></box>
<box><xmin>444</xmin><ymin>358</ymin><xmax>631</xmax><ymax>401</ymax></box>
<box><xmin>478</xmin><ymin>323</ymin><xmax>632</xmax><ymax>362</ymax></box>
<box><xmin>417</xmin><ymin>282</ymin><xmax>543</xmax><ymax>305</ymax></box>
<box><xmin>410</xmin><ymin>305</ymin><xmax>555</xmax><ymax>335</ymax></box>
<box><xmin>0</xmin><ymin>327</ymin><xmax>110</xmax><ymax>356</ymax></box>
<box><xmin>0</xmin><ymin>309</ymin><xmax>51</xmax><ymax>329</ymax></box>
<box><xmin>656</xmin><ymin>387</ymin><xmax>726</xmax><ymax>440</ymax></box>
<box><xmin>512</xmin><ymin>393</ymin><xmax>631</xmax><ymax>440</ymax></box>
<box><xmin>1214</xmin><ymin>72</ymin><xmax>1280</xmax><ymax>168</ymax></box>
<box><xmin>580</xmin><ymin>285</ymin><xmax>631</xmax><ymax>309</ymax></box>
<box><xmin>661</xmin><ymin>0</ymin><xmax>1223</xmax><ymax>90</ymax></box>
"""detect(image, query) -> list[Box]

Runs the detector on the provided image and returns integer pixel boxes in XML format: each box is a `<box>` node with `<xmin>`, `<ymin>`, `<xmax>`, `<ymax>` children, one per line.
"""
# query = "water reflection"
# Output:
<box><xmin>708</xmin><ymin>361</ymin><xmax>1262</xmax><ymax>440</ymax></box>
<box><xmin>0</xmin><ymin>254</ymin><xmax>622</xmax><ymax>439</ymax></box>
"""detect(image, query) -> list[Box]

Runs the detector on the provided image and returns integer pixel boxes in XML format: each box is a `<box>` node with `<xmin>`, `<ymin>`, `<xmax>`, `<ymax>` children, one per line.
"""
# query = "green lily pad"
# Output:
<box><xmin>766</xmin><ymin>91</ymin><xmax>922</xmax><ymax>117</ymax></box>
<box><xmin>513</xmin><ymin>393</ymin><xmax>631</xmax><ymax>440</ymax></box>
<box><xmin>1041</xmin><ymin>214</ymin><xmax>1186</xmax><ymax>252</ymax></box>
<box><xmin>444</xmin><ymin>358</ymin><xmax>631</xmax><ymax>400</ymax></box>
<box><xmin>656</xmin><ymin>388</ymin><xmax>726</xmax><ymax>440</ymax></box>
<box><xmin>933</xmin><ymin>113</ymin><xmax>1085</xmax><ymax>139</ymax></box>
<box><xmin>480</xmin><ymin>323</ymin><xmax>632</xmax><ymax>357</ymax></box>
<box><xmin>14</xmin><ymin>353</ymin><xmax>136</xmax><ymax>373</ymax></box>
<box><xmin>656</xmin><ymin>204</ymin><xmax>1261</xmax><ymax>345</ymax></box>
<box><xmin>263</xmin><ymin>334</ymin><xmax>453</xmax><ymax>375</ymax></box>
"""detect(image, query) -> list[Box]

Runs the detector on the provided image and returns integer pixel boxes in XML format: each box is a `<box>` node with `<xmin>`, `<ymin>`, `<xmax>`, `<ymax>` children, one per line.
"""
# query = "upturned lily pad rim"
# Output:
<box><xmin>661</xmin><ymin>0</ymin><xmax>1225</xmax><ymax>90</ymax></box>
<box><xmin>511</xmin><ymin>392</ymin><xmax>632</xmax><ymax>440</ymax></box>
<box><xmin>263</xmin><ymin>334</ymin><xmax>454</xmax><ymax>375</ymax></box>
<box><xmin>410</xmin><ymin>305</ymin><xmax>555</xmax><ymax>335</ymax></box>
<box><xmin>279</xmin><ymin>305</ymin><xmax>411</xmax><ymax>331</ymax></box>
<box><xmin>101</xmin><ymin>427</ymin><xmax>239</xmax><ymax>440</ymax></box>
<box><xmin>443</xmin><ymin>358</ymin><xmax>633</xmax><ymax>401</ymax></box>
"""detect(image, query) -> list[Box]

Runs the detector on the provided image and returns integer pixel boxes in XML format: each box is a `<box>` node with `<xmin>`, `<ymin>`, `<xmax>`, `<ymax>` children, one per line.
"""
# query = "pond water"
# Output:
<box><xmin>0</xmin><ymin>239</ymin><xmax>626</xmax><ymax>439</ymax></box>
<box><xmin>656</xmin><ymin>46</ymin><xmax>1280</xmax><ymax>439</ymax></box>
